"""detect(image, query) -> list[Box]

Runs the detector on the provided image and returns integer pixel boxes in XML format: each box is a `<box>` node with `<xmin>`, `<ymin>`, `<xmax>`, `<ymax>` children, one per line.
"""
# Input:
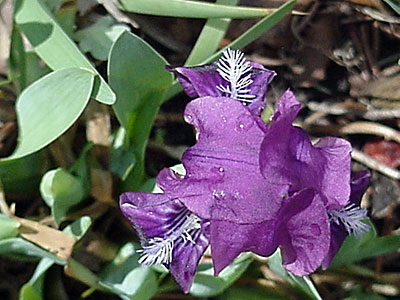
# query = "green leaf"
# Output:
<box><xmin>14</xmin><ymin>0</ymin><xmax>116</xmax><ymax>104</ymax></box>
<box><xmin>40</xmin><ymin>168</ymin><xmax>86</xmax><ymax>226</ymax></box>
<box><xmin>25</xmin><ymin>51</ymin><xmax>51</xmax><ymax>86</ymax></box>
<box><xmin>63</xmin><ymin>216</ymin><xmax>92</xmax><ymax>241</ymax></box>
<box><xmin>120</xmin><ymin>0</ymin><xmax>275</xmax><ymax>19</ymax></box>
<box><xmin>268</xmin><ymin>250</ymin><xmax>322</xmax><ymax>300</ymax></box>
<box><xmin>67</xmin><ymin>258</ymin><xmax>108</xmax><ymax>292</ymax></box>
<box><xmin>0</xmin><ymin>237</ymin><xmax>65</xmax><ymax>264</ymax></box>
<box><xmin>5</xmin><ymin>68</ymin><xmax>94</xmax><ymax>160</ymax></box>
<box><xmin>99</xmin><ymin>243</ymin><xmax>158</xmax><ymax>300</ymax></box>
<box><xmin>203</xmin><ymin>0</ymin><xmax>295</xmax><ymax>62</ymax></box>
<box><xmin>163</xmin><ymin>0</ymin><xmax>295</xmax><ymax>102</ymax></box>
<box><xmin>108</xmin><ymin>31</ymin><xmax>173</xmax><ymax>189</ymax></box>
<box><xmin>331</xmin><ymin>221</ymin><xmax>400</xmax><ymax>267</ymax></box>
<box><xmin>75</xmin><ymin>16</ymin><xmax>129</xmax><ymax>61</ymax></box>
<box><xmin>220</xmin><ymin>286</ymin><xmax>290</xmax><ymax>300</ymax></box>
<box><xmin>9</xmin><ymin>23</ymin><xmax>27</xmax><ymax>92</ymax></box>
<box><xmin>0</xmin><ymin>214</ymin><xmax>20</xmax><ymax>240</ymax></box>
<box><xmin>190</xmin><ymin>253</ymin><xmax>253</xmax><ymax>297</ymax></box>
<box><xmin>19</xmin><ymin>258</ymin><xmax>54</xmax><ymax>300</ymax></box>
<box><xmin>185</xmin><ymin>0</ymin><xmax>239</xmax><ymax>66</ymax></box>
<box><xmin>110</xmin><ymin>128</ymin><xmax>136</xmax><ymax>181</ymax></box>
<box><xmin>68</xmin><ymin>142</ymin><xmax>93</xmax><ymax>195</ymax></box>
<box><xmin>0</xmin><ymin>151</ymin><xmax>47</xmax><ymax>195</ymax></box>
<box><xmin>383</xmin><ymin>0</ymin><xmax>400</xmax><ymax>15</ymax></box>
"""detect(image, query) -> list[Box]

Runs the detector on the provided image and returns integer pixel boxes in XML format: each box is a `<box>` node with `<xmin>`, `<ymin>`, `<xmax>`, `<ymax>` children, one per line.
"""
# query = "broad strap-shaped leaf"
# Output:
<box><xmin>74</xmin><ymin>16</ymin><xmax>129</xmax><ymax>61</ymax></box>
<box><xmin>14</xmin><ymin>0</ymin><xmax>115</xmax><ymax>104</ymax></box>
<box><xmin>120</xmin><ymin>0</ymin><xmax>275</xmax><ymax>19</ymax></box>
<box><xmin>108</xmin><ymin>31</ymin><xmax>173</xmax><ymax>189</ymax></box>
<box><xmin>5</xmin><ymin>68</ymin><xmax>94</xmax><ymax>160</ymax></box>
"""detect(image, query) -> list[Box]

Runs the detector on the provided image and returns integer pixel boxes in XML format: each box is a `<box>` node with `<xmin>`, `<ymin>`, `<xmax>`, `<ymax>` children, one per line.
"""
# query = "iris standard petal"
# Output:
<box><xmin>179</xmin><ymin>96</ymin><xmax>287</xmax><ymax>223</ymax></box>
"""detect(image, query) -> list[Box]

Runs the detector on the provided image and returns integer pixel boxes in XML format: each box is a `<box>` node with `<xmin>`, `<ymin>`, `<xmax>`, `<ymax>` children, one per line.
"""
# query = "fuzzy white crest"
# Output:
<box><xmin>138</xmin><ymin>214</ymin><xmax>202</xmax><ymax>266</ymax></box>
<box><xmin>216</xmin><ymin>48</ymin><xmax>255</xmax><ymax>102</ymax></box>
<box><xmin>328</xmin><ymin>203</ymin><xmax>369</xmax><ymax>237</ymax></box>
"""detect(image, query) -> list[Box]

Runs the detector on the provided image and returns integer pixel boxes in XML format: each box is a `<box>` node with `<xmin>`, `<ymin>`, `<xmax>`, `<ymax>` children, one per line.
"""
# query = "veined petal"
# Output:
<box><xmin>277</xmin><ymin>190</ymin><xmax>330</xmax><ymax>276</ymax></box>
<box><xmin>178</xmin><ymin>96</ymin><xmax>287</xmax><ymax>223</ymax></box>
<box><xmin>260</xmin><ymin>89</ymin><xmax>352</xmax><ymax>209</ymax></box>
<box><xmin>166</xmin><ymin>64</ymin><xmax>225</xmax><ymax>99</ymax></box>
<box><xmin>119</xmin><ymin>194</ymin><xmax>209</xmax><ymax>292</ymax></box>
<box><xmin>210</xmin><ymin>219</ymin><xmax>277</xmax><ymax>275</ymax></box>
<box><xmin>167</xmin><ymin>49</ymin><xmax>275</xmax><ymax>106</ymax></box>
<box><xmin>171</xmin><ymin>221</ymin><xmax>210</xmax><ymax>293</ymax></box>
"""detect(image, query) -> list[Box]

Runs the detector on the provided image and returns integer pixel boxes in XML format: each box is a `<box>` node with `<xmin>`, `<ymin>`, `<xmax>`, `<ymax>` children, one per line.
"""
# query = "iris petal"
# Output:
<box><xmin>120</xmin><ymin>194</ymin><xmax>209</xmax><ymax>292</ymax></box>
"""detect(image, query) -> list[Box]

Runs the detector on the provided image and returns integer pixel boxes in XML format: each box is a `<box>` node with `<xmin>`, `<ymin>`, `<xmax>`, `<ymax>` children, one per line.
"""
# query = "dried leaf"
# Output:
<box><xmin>85</xmin><ymin>102</ymin><xmax>111</xmax><ymax>147</ymax></box>
<box><xmin>358</xmin><ymin>74</ymin><xmax>400</xmax><ymax>100</ymax></box>
<box><xmin>90</xmin><ymin>168</ymin><xmax>115</xmax><ymax>206</ymax></box>
<box><xmin>15</xmin><ymin>217</ymin><xmax>76</xmax><ymax>261</ymax></box>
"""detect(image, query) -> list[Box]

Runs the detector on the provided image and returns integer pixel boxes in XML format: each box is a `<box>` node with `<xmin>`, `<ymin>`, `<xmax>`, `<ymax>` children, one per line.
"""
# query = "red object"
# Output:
<box><xmin>363</xmin><ymin>140</ymin><xmax>400</xmax><ymax>168</ymax></box>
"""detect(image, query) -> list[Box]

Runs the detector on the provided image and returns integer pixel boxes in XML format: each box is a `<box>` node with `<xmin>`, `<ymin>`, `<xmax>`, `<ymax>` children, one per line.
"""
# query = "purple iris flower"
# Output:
<box><xmin>120</xmin><ymin>49</ymin><xmax>370</xmax><ymax>292</ymax></box>
<box><xmin>120</xmin><ymin>95</ymin><xmax>289</xmax><ymax>292</ymax></box>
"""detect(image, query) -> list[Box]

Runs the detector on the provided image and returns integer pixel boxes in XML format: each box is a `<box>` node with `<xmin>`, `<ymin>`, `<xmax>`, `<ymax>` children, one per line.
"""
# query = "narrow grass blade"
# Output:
<box><xmin>185</xmin><ymin>0</ymin><xmax>239</xmax><ymax>66</ymax></box>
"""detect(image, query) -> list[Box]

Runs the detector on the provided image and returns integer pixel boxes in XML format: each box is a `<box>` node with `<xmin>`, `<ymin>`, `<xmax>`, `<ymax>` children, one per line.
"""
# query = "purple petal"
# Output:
<box><xmin>178</xmin><ymin>96</ymin><xmax>287</xmax><ymax>223</ymax></box>
<box><xmin>277</xmin><ymin>190</ymin><xmax>330</xmax><ymax>276</ymax></box>
<box><xmin>120</xmin><ymin>192</ymin><xmax>173</xmax><ymax>237</ymax></box>
<box><xmin>322</xmin><ymin>170</ymin><xmax>371</xmax><ymax>268</ymax></box>
<box><xmin>167</xmin><ymin>52</ymin><xmax>275</xmax><ymax>104</ymax></box>
<box><xmin>120</xmin><ymin>194</ymin><xmax>209</xmax><ymax>292</ymax></box>
<box><xmin>210</xmin><ymin>219</ymin><xmax>277</xmax><ymax>275</ymax></box>
<box><xmin>350</xmin><ymin>170</ymin><xmax>371</xmax><ymax>205</ymax></box>
<box><xmin>321</xmin><ymin>222</ymin><xmax>347</xmax><ymax>269</ymax></box>
<box><xmin>260</xmin><ymin>89</ymin><xmax>352</xmax><ymax>209</ymax></box>
<box><xmin>170</xmin><ymin>222</ymin><xmax>210</xmax><ymax>293</ymax></box>
<box><xmin>166</xmin><ymin>64</ymin><xmax>225</xmax><ymax>99</ymax></box>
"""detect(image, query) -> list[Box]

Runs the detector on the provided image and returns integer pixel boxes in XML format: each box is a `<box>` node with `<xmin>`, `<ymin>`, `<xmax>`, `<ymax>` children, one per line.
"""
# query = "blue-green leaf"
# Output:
<box><xmin>40</xmin><ymin>168</ymin><xmax>86</xmax><ymax>226</ymax></box>
<box><xmin>4</xmin><ymin>68</ymin><xmax>94</xmax><ymax>160</ymax></box>
<box><xmin>190</xmin><ymin>253</ymin><xmax>253</xmax><ymax>297</ymax></box>
<box><xmin>120</xmin><ymin>0</ymin><xmax>275</xmax><ymax>19</ymax></box>
<box><xmin>14</xmin><ymin>0</ymin><xmax>116</xmax><ymax>104</ymax></box>
<box><xmin>0</xmin><ymin>214</ymin><xmax>20</xmax><ymax>240</ymax></box>
<box><xmin>99</xmin><ymin>243</ymin><xmax>158</xmax><ymax>300</ymax></box>
<box><xmin>19</xmin><ymin>258</ymin><xmax>54</xmax><ymax>300</ymax></box>
<box><xmin>108</xmin><ymin>31</ymin><xmax>173</xmax><ymax>189</ymax></box>
<box><xmin>75</xmin><ymin>16</ymin><xmax>129</xmax><ymax>61</ymax></box>
<box><xmin>331</xmin><ymin>220</ymin><xmax>400</xmax><ymax>267</ymax></box>
<box><xmin>0</xmin><ymin>237</ymin><xmax>65</xmax><ymax>265</ymax></box>
<box><xmin>185</xmin><ymin>0</ymin><xmax>239</xmax><ymax>66</ymax></box>
<box><xmin>268</xmin><ymin>250</ymin><xmax>322</xmax><ymax>300</ymax></box>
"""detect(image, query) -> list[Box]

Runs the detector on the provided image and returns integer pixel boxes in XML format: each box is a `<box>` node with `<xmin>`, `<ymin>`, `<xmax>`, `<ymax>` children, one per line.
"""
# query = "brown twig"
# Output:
<box><xmin>352</xmin><ymin>149</ymin><xmax>400</xmax><ymax>180</ymax></box>
<box><xmin>340</xmin><ymin>121</ymin><xmax>400</xmax><ymax>143</ymax></box>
